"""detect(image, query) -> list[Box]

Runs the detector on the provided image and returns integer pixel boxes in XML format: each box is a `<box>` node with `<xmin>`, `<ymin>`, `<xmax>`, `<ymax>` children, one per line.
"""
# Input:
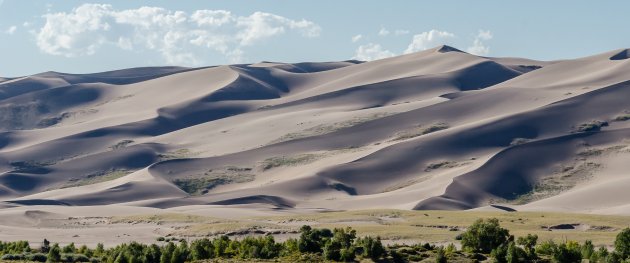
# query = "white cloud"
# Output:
<box><xmin>404</xmin><ymin>29</ymin><xmax>455</xmax><ymax>54</ymax></box>
<box><xmin>466</xmin><ymin>30</ymin><xmax>493</xmax><ymax>56</ymax></box>
<box><xmin>5</xmin><ymin>25</ymin><xmax>17</xmax><ymax>34</ymax></box>
<box><xmin>378</xmin><ymin>27</ymin><xmax>390</xmax><ymax>36</ymax></box>
<box><xmin>35</xmin><ymin>4</ymin><xmax>321</xmax><ymax>65</ymax></box>
<box><xmin>351</xmin><ymin>34</ymin><xmax>362</xmax><ymax>43</ymax></box>
<box><xmin>394</xmin><ymin>29</ymin><xmax>409</xmax><ymax>36</ymax></box>
<box><xmin>353</xmin><ymin>43</ymin><xmax>395</xmax><ymax>61</ymax></box>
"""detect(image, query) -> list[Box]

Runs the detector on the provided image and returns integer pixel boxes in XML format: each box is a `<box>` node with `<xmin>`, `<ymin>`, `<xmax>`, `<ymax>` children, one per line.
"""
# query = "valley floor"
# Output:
<box><xmin>0</xmin><ymin>206</ymin><xmax>627</xmax><ymax>248</ymax></box>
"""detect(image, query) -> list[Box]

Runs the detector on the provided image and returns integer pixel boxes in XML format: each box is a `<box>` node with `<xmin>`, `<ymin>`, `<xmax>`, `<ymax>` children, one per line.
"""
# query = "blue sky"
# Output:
<box><xmin>1</xmin><ymin>0</ymin><xmax>629</xmax><ymax>77</ymax></box>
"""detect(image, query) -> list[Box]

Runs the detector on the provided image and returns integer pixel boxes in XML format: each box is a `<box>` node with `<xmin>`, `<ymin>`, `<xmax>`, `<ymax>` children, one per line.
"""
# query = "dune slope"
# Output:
<box><xmin>1</xmin><ymin>46</ymin><xmax>630</xmax><ymax>215</ymax></box>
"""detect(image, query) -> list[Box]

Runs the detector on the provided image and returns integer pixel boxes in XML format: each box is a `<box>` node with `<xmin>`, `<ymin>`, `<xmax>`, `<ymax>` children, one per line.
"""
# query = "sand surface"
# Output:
<box><xmin>1</xmin><ymin>45</ymin><xmax>630</xmax><ymax>244</ymax></box>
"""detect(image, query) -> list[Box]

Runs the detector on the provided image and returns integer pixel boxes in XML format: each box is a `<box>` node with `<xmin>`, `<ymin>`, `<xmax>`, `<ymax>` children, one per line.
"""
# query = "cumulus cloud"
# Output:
<box><xmin>466</xmin><ymin>30</ymin><xmax>493</xmax><ymax>56</ymax></box>
<box><xmin>4</xmin><ymin>25</ymin><xmax>17</xmax><ymax>34</ymax></box>
<box><xmin>404</xmin><ymin>29</ymin><xmax>455</xmax><ymax>54</ymax></box>
<box><xmin>353</xmin><ymin>43</ymin><xmax>395</xmax><ymax>61</ymax></box>
<box><xmin>35</xmin><ymin>4</ymin><xmax>321</xmax><ymax>65</ymax></box>
<box><xmin>378</xmin><ymin>27</ymin><xmax>390</xmax><ymax>36</ymax></box>
<box><xmin>351</xmin><ymin>34</ymin><xmax>362</xmax><ymax>43</ymax></box>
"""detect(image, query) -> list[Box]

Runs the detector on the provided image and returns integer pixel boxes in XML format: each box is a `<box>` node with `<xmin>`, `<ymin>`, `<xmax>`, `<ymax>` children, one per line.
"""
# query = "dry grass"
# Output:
<box><xmin>269</xmin><ymin>113</ymin><xmax>393</xmax><ymax>144</ymax></box>
<box><xmin>114</xmin><ymin>209</ymin><xmax>630</xmax><ymax>247</ymax></box>
<box><xmin>391</xmin><ymin>123</ymin><xmax>449</xmax><ymax>141</ymax></box>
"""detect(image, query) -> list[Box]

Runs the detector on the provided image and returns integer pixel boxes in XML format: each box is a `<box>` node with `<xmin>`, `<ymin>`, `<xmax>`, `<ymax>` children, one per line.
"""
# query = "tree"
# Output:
<box><xmin>435</xmin><ymin>246</ymin><xmax>447</xmax><ymax>263</ymax></box>
<box><xmin>281</xmin><ymin>238</ymin><xmax>299</xmax><ymax>256</ymax></box>
<box><xmin>298</xmin><ymin>225</ymin><xmax>332</xmax><ymax>253</ymax></box>
<box><xmin>606</xmin><ymin>251</ymin><xmax>622</xmax><ymax>263</ymax></box>
<box><xmin>506</xmin><ymin>241</ymin><xmax>526</xmax><ymax>263</ymax></box>
<box><xmin>491</xmin><ymin>244</ymin><xmax>508</xmax><ymax>263</ymax></box>
<box><xmin>323</xmin><ymin>227</ymin><xmax>356</xmax><ymax>262</ymax></box>
<box><xmin>95</xmin><ymin>243</ymin><xmax>105</xmax><ymax>257</ymax></box>
<box><xmin>41</xmin><ymin>239</ymin><xmax>50</xmax><ymax>253</ymax></box>
<box><xmin>170</xmin><ymin>240</ymin><xmax>189</xmax><ymax>263</ymax></box>
<box><xmin>614</xmin><ymin>228</ymin><xmax>630</xmax><ymax>259</ymax></box>
<box><xmin>356</xmin><ymin>236</ymin><xmax>385</xmax><ymax>260</ymax></box>
<box><xmin>552</xmin><ymin>243</ymin><xmax>581</xmax><ymax>263</ymax></box>
<box><xmin>461</xmin><ymin>218</ymin><xmax>510</xmax><ymax>253</ymax></box>
<box><xmin>145</xmin><ymin>244</ymin><xmax>162</xmax><ymax>263</ymax></box>
<box><xmin>516</xmin><ymin>234</ymin><xmax>537</xmax><ymax>259</ymax></box>
<box><xmin>62</xmin><ymin>242</ymin><xmax>76</xmax><ymax>254</ymax></box>
<box><xmin>580</xmin><ymin>240</ymin><xmax>594</xmax><ymax>260</ymax></box>
<box><xmin>190</xmin><ymin>238</ymin><xmax>212</xmax><ymax>260</ymax></box>
<box><xmin>160</xmin><ymin>242</ymin><xmax>175</xmax><ymax>263</ymax></box>
<box><xmin>47</xmin><ymin>243</ymin><xmax>61</xmax><ymax>263</ymax></box>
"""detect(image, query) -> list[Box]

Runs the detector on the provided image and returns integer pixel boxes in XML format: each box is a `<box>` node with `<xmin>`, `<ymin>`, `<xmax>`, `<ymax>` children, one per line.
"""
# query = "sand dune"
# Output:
<box><xmin>0</xmin><ymin>45</ymin><xmax>629</xmax><ymax>220</ymax></box>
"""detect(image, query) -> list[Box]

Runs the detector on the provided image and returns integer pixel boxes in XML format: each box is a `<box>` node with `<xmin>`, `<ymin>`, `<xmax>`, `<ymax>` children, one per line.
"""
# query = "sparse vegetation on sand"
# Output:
<box><xmin>269</xmin><ymin>113</ymin><xmax>393</xmax><ymax>144</ymax></box>
<box><xmin>573</xmin><ymin>120</ymin><xmax>609</xmax><ymax>133</ymax></box>
<box><xmin>391</xmin><ymin>122</ymin><xmax>449</xmax><ymax>141</ymax></box>
<box><xmin>613</xmin><ymin>112</ymin><xmax>630</xmax><ymax>121</ymax></box>
<box><xmin>259</xmin><ymin>147</ymin><xmax>366</xmax><ymax>171</ymax></box>
<box><xmin>510</xmin><ymin>137</ymin><xmax>532</xmax><ymax>146</ymax></box>
<box><xmin>260</xmin><ymin>154</ymin><xmax>320</xmax><ymax>171</ymax></box>
<box><xmin>108</xmin><ymin>139</ymin><xmax>134</xmax><ymax>150</ymax></box>
<box><xmin>512</xmin><ymin>144</ymin><xmax>627</xmax><ymax>205</ymax></box>
<box><xmin>158</xmin><ymin>149</ymin><xmax>198</xmax><ymax>161</ymax></box>
<box><xmin>62</xmin><ymin>169</ymin><xmax>132</xmax><ymax>188</ymax></box>
<box><xmin>424</xmin><ymin>161</ymin><xmax>466</xmax><ymax>172</ymax></box>
<box><xmin>173</xmin><ymin>166</ymin><xmax>255</xmax><ymax>195</ymax></box>
<box><xmin>3</xmin><ymin>216</ymin><xmax>630</xmax><ymax>262</ymax></box>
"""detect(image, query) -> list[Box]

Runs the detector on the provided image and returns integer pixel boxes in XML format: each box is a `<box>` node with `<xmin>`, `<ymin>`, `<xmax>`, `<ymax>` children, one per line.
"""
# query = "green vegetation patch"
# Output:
<box><xmin>63</xmin><ymin>169</ymin><xmax>132</xmax><ymax>188</ymax></box>
<box><xmin>259</xmin><ymin>147</ymin><xmax>366</xmax><ymax>171</ymax></box>
<box><xmin>514</xmin><ymin>143</ymin><xmax>628</xmax><ymax>205</ymax></box>
<box><xmin>3</xmin><ymin>217</ymin><xmax>630</xmax><ymax>263</ymax></box>
<box><xmin>109</xmin><ymin>139</ymin><xmax>134</xmax><ymax>150</ymax></box>
<box><xmin>158</xmin><ymin>149</ymin><xmax>198</xmax><ymax>161</ymax></box>
<box><xmin>424</xmin><ymin>161</ymin><xmax>464</xmax><ymax>172</ymax></box>
<box><xmin>269</xmin><ymin>112</ymin><xmax>393</xmax><ymax>144</ymax></box>
<box><xmin>260</xmin><ymin>154</ymin><xmax>320</xmax><ymax>171</ymax></box>
<box><xmin>614</xmin><ymin>114</ymin><xmax>630</xmax><ymax>122</ymax></box>
<box><xmin>173</xmin><ymin>166</ymin><xmax>254</xmax><ymax>195</ymax></box>
<box><xmin>573</xmin><ymin>120</ymin><xmax>609</xmax><ymax>133</ymax></box>
<box><xmin>10</xmin><ymin>160</ymin><xmax>54</xmax><ymax>171</ymax></box>
<box><xmin>510</xmin><ymin>138</ymin><xmax>531</xmax><ymax>146</ymax></box>
<box><xmin>391</xmin><ymin>122</ymin><xmax>449</xmax><ymax>141</ymax></box>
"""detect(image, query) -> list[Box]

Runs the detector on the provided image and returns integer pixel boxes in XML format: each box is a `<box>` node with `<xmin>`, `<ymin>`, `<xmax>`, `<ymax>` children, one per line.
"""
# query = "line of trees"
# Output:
<box><xmin>1</xmin><ymin>219</ymin><xmax>630</xmax><ymax>262</ymax></box>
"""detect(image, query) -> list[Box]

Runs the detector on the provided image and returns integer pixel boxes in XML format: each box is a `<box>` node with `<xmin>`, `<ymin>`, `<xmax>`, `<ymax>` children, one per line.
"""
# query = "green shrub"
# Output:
<box><xmin>298</xmin><ymin>225</ymin><xmax>333</xmax><ymax>253</ymax></box>
<box><xmin>27</xmin><ymin>253</ymin><xmax>48</xmax><ymax>262</ymax></box>
<box><xmin>552</xmin><ymin>243</ymin><xmax>582</xmax><ymax>263</ymax></box>
<box><xmin>461</xmin><ymin>218</ymin><xmax>510</xmax><ymax>253</ymax></box>
<box><xmin>1</xmin><ymin>254</ymin><xmax>26</xmax><ymax>260</ymax></box>
<box><xmin>575</xmin><ymin>120</ymin><xmax>608</xmax><ymax>132</ymax></box>
<box><xmin>614</xmin><ymin>228</ymin><xmax>630</xmax><ymax>258</ymax></box>
<box><xmin>435</xmin><ymin>246</ymin><xmax>447</xmax><ymax>263</ymax></box>
<box><xmin>491</xmin><ymin>244</ymin><xmax>508</xmax><ymax>263</ymax></box>
<box><xmin>516</xmin><ymin>234</ymin><xmax>538</xmax><ymax>259</ymax></box>
<box><xmin>506</xmin><ymin>241</ymin><xmax>526</xmax><ymax>263</ymax></box>
<box><xmin>47</xmin><ymin>244</ymin><xmax>61</xmax><ymax>263</ymax></box>
<box><xmin>323</xmin><ymin>227</ymin><xmax>356</xmax><ymax>261</ymax></box>
<box><xmin>355</xmin><ymin>235</ymin><xmax>385</xmax><ymax>260</ymax></box>
<box><xmin>535</xmin><ymin>240</ymin><xmax>557</xmax><ymax>256</ymax></box>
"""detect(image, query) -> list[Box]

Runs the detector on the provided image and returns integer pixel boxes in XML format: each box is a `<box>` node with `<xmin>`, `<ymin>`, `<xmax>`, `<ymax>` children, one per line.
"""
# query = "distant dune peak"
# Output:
<box><xmin>610</xmin><ymin>49</ymin><xmax>630</xmax><ymax>60</ymax></box>
<box><xmin>435</xmin><ymin>45</ymin><xmax>464</xmax><ymax>53</ymax></box>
